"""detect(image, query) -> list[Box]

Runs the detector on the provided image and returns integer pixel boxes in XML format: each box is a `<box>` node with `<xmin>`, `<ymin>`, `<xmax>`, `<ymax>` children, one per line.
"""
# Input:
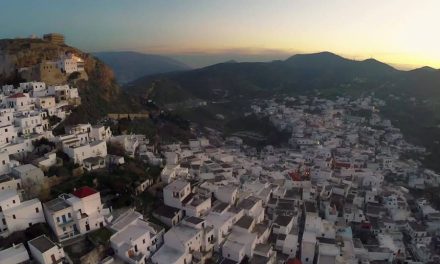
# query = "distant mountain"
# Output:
<box><xmin>126</xmin><ymin>51</ymin><xmax>440</xmax><ymax>170</ymax></box>
<box><xmin>127</xmin><ymin>51</ymin><xmax>402</xmax><ymax>103</ymax></box>
<box><xmin>93</xmin><ymin>51</ymin><xmax>190</xmax><ymax>84</ymax></box>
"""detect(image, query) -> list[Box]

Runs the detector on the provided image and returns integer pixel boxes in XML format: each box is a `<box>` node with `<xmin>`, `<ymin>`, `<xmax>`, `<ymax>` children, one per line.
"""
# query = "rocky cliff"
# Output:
<box><xmin>0</xmin><ymin>38</ymin><xmax>140</xmax><ymax>123</ymax></box>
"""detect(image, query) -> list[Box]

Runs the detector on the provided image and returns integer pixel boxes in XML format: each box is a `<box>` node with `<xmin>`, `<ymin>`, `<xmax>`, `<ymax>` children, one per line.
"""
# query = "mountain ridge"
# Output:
<box><xmin>125</xmin><ymin>51</ymin><xmax>440</xmax><ymax>171</ymax></box>
<box><xmin>93</xmin><ymin>51</ymin><xmax>190</xmax><ymax>84</ymax></box>
<box><xmin>126</xmin><ymin>51</ymin><xmax>409</xmax><ymax>103</ymax></box>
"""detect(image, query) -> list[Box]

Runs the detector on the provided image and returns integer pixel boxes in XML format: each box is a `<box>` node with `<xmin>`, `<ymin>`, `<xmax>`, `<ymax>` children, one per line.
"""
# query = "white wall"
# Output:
<box><xmin>4</xmin><ymin>199</ymin><xmax>45</xmax><ymax>233</ymax></box>
<box><xmin>29</xmin><ymin>238</ymin><xmax>65</xmax><ymax>264</ymax></box>
<box><xmin>0</xmin><ymin>151</ymin><xmax>11</xmax><ymax>175</ymax></box>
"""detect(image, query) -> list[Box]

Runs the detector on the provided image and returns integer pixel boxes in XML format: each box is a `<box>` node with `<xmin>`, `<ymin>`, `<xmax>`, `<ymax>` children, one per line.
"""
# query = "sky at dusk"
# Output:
<box><xmin>1</xmin><ymin>0</ymin><xmax>439</xmax><ymax>69</ymax></box>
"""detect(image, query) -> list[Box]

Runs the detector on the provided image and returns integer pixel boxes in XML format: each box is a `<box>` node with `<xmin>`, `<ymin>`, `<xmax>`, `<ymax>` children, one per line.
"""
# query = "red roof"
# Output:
<box><xmin>8</xmin><ymin>93</ymin><xmax>26</xmax><ymax>99</ymax></box>
<box><xmin>73</xmin><ymin>186</ymin><xmax>97</xmax><ymax>198</ymax></box>
<box><xmin>287</xmin><ymin>259</ymin><xmax>302</xmax><ymax>264</ymax></box>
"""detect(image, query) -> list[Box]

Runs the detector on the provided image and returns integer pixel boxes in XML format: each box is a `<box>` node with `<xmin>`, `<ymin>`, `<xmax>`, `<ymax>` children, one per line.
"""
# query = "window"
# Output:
<box><xmin>56</xmin><ymin>217</ymin><xmax>60</xmax><ymax>223</ymax></box>
<box><xmin>35</xmin><ymin>207</ymin><xmax>39</xmax><ymax>213</ymax></box>
<box><xmin>12</xmin><ymin>215</ymin><xmax>16</xmax><ymax>219</ymax></box>
<box><xmin>12</xmin><ymin>199</ymin><xmax>15</xmax><ymax>204</ymax></box>
<box><xmin>68</xmin><ymin>213</ymin><xmax>71</xmax><ymax>218</ymax></box>
<box><xmin>143</xmin><ymin>239</ymin><xmax>146</xmax><ymax>244</ymax></box>
<box><xmin>2</xmin><ymin>218</ymin><xmax>5</xmax><ymax>225</ymax></box>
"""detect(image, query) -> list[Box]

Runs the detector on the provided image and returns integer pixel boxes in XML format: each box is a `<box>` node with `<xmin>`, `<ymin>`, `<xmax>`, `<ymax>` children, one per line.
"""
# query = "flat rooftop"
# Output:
<box><xmin>44</xmin><ymin>197</ymin><xmax>71</xmax><ymax>212</ymax></box>
<box><xmin>237</xmin><ymin>196</ymin><xmax>260</xmax><ymax>210</ymax></box>
<box><xmin>154</xmin><ymin>205</ymin><xmax>181</xmax><ymax>219</ymax></box>
<box><xmin>0</xmin><ymin>189</ymin><xmax>18</xmax><ymax>201</ymax></box>
<box><xmin>235</xmin><ymin>215</ymin><xmax>254</xmax><ymax>230</ymax></box>
<box><xmin>28</xmin><ymin>235</ymin><xmax>56</xmax><ymax>253</ymax></box>
<box><xmin>165</xmin><ymin>179</ymin><xmax>189</xmax><ymax>192</ymax></box>
<box><xmin>185</xmin><ymin>216</ymin><xmax>204</xmax><ymax>225</ymax></box>
<box><xmin>212</xmin><ymin>202</ymin><xmax>229</xmax><ymax>213</ymax></box>
<box><xmin>0</xmin><ymin>243</ymin><xmax>29</xmax><ymax>263</ymax></box>
<box><xmin>275</xmin><ymin>215</ymin><xmax>293</xmax><ymax>227</ymax></box>
<box><xmin>111</xmin><ymin>210</ymin><xmax>143</xmax><ymax>232</ymax></box>
<box><xmin>152</xmin><ymin>245</ymin><xmax>186</xmax><ymax>263</ymax></box>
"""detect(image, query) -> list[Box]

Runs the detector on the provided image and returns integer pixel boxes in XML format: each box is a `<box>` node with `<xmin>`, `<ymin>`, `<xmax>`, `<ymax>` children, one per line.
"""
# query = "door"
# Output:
<box><xmin>51</xmin><ymin>254</ymin><xmax>56</xmax><ymax>264</ymax></box>
<box><xmin>62</xmin><ymin>215</ymin><xmax>67</xmax><ymax>223</ymax></box>
<box><xmin>85</xmin><ymin>224</ymin><xmax>90</xmax><ymax>231</ymax></box>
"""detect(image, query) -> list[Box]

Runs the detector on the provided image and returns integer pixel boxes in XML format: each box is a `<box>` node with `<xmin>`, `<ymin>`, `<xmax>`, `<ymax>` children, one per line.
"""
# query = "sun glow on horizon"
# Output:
<box><xmin>1</xmin><ymin>0</ymin><xmax>440</xmax><ymax>69</ymax></box>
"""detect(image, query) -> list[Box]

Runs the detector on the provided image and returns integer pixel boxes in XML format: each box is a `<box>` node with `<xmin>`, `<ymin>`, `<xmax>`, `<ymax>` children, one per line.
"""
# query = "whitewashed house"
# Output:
<box><xmin>302</xmin><ymin>231</ymin><xmax>317</xmax><ymax>264</ymax></box>
<box><xmin>0</xmin><ymin>243</ymin><xmax>30</xmax><ymax>264</ymax></box>
<box><xmin>0</xmin><ymin>150</ymin><xmax>11</xmax><ymax>175</ymax></box>
<box><xmin>0</xmin><ymin>189</ymin><xmax>45</xmax><ymax>236</ymax></box>
<box><xmin>28</xmin><ymin>235</ymin><xmax>66</xmax><ymax>264</ymax></box>
<box><xmin>151</xmin><ymin>217</ymin><xmax>215</xmax><ymax>264</ymax></box>
<box><xmin>43</xmin><ymin>186</ymin><xmax>111</xmax><ymax>241</ymax></box>
<box><xmin>163</xmin><ymin>180</ymin><xmax>192</xmax><ymax>209</ymax></box>
<box><xmin>110</xmin><ymin>211</ymin><xmax>164</xmax><ymax>264</ymax></box>
<box><xmin>62</xmin><ymin>140</ymin><xmax>107</xmax><ymax>165</ymax></box>
<box><xmin>205</xmin><ymin>202</ymin><xmax>241</xmax><ymax>250</ymax></box>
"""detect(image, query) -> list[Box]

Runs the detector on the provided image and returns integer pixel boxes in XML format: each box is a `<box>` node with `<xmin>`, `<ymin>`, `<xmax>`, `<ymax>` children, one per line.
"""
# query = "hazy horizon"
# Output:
<box><xmin>93</xmin><ymin>49</ymin><xmax>428</xmax><ymax>70</ymax></box>
<box><xmin>2</xmin><ymin>0</ymin><xmax>439</xmax><ymax>69</ymax></box>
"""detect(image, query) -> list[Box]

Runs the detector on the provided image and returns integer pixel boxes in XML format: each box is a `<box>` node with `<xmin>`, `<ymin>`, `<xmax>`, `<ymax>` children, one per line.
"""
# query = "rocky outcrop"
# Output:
<box><xmin>0</xmin><ymin>37</ymin><xmax>140</xmax><ymax>123</ymax></box>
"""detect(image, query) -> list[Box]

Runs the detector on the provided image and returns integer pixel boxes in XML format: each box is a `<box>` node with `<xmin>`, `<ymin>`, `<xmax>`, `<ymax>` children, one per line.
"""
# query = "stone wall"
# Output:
<box><xmin>107</xmin><ymin>113</ymin><xmax>149</xmax><ymax>120</ymax></box>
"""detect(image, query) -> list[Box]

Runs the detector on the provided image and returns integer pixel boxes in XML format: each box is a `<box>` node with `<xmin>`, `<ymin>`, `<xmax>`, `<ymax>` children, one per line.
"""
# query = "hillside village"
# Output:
<box><xmin>2</xmin><ymin>39</ymin><xmax>440</xmax><ymax>264</ymax></box>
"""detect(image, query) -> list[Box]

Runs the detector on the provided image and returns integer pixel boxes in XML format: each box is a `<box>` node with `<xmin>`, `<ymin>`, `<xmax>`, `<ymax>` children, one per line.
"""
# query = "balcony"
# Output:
<box><xmin>59</xmin><ymin>228</ymin><xmax>80</xmax><ymax>241</ymax></box>
<box><xmin>128</xmin><ymin>251</ymin><xmax>145</xmax><ymax>263</ymax></box>
<box><xmin>58</xmin><ymin>219</ymin><xmax>74</xmax><ymax>227</ymax></box>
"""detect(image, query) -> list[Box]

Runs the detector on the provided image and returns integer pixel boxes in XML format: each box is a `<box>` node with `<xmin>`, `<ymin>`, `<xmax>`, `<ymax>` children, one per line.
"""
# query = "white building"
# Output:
<box><xmin>302</xmin><ymin>231</ymin><xmax>316</xmax><ymax>264</ymax></box>
<box><xmin>36</xmin><ymin>96</ymin><xmax>56</xmax><ymax>109</ymax></box>
<box><xmin>237</xmin><ymin>196</ymin><xmax>265</xmax><ymax>223</ymax></box>
<box><xmin>0</xmin><ymin>191</ymin><xmax>45</xmax><ymax>236</ymax></box>
<box><xmin>0</xmin><ymin>174</ymin><xmax>21</xmax><ymax>192</ymax></box>
<box><xmin>90</xmin><ymin>125</ymin><xmax>112</xmax><ymax>142</ymax></box>
<box><xmin>14</xmin><ymin>112</ymin><xmax>45</xmax><ymax>134</ymax></box>
<box><xmin>205</xmin><ymin>202</ymin><xmax>241</xmax><ymax>250</ymax></box>
<box><xmin>0</xmin><ymin>243</ymin><xmax>30</xmax><ymax>264</ymax></box>
<box><xmin>43</xmin><ymin>186</ymin><xmax>111</xmax><ymax>241</ymax></box>
<box><xmin>57</xmin><ymin>53</ymin><xmax>84</xmax><ymax>74</ymax></box>
<box><xmin>62</xmin><ymin>140</ymin><xmax>107</xmax><ymax>165</ymax></box>
<box><xmin>222</xmin><ymin>228</ymin><xmax>258</xmax><ymax>263</ymax></box>
<box><xmin>0</xmin><ymin>123</ymin><xmax>17</xmax><ymax>147</ymax></box>
<box><xmin>151</xmin><ymin>217</ymin><xmax>215</xmax><ymax>264</ymax></box>
<box><xmin>110</xmin><ymin>210</ymin><xmax>164</xmax><ymax>264</ymax></box>
<box><xmin>11</xmin><ymin>164</ymin><xmax>46</xmax><ymax>193</ymax></box>
<box><xmin>0</xmin><ymin>150</ymin><xmax>11</xmax><ymax>175</ymax></box>
<box><xmin>28</xmin><ymin>235</ymin><xmax>66</xmax><ymax>264</ymax></box>
<box><xmin>163</xmin><ymin>180</ymin><xmax>192</xmax><ymax>209</ymax></box>
<box><xmin>3</xmin><ymin>199</ymin><xmax>45</xmax><ymax>233</ymax></box>
<box><xmin>110</xmin><ymin>135</ymin><xmax>145</xmax><ymax>158</ymax></box>
<box><xmin>5</xmin><ymin>93</ymin><xmax>31</xmax><ymax>111</ymax></box>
